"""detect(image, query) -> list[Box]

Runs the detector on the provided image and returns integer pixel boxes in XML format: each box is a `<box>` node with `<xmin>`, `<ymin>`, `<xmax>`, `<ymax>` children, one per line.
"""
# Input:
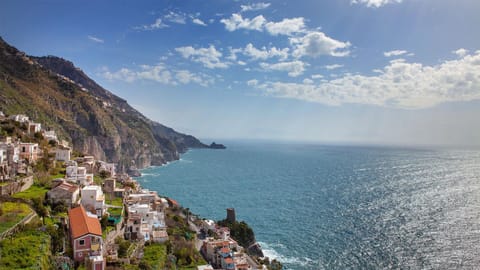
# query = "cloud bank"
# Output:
<box><xmin>253</xmin><ymin>51</ymin><xmax>480</xmax><ymax>109</ymax></box>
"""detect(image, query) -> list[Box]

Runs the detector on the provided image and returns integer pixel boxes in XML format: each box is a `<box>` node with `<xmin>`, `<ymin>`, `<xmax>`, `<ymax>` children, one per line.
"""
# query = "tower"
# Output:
<box><xmin>226</xmin><ymin>208</ymin><xmax>236</xmax><ymax>223</ymax></box>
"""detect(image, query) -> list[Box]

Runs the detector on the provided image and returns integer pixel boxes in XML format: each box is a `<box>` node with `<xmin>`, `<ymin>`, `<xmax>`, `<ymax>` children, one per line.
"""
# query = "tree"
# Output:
<box><xmin>32</xmin><ymin>197</ymin><xmax>48</xmax><ymax>223</ymax></box>
<box><xmin>100</xmin><ymin>214</ymin><xmax>109</xmax><ymax>230</ymax></box>
<box><xmin>99</xmin><ymin>170</ymin><xmax>110</xmax><ymax>179</ymax></box>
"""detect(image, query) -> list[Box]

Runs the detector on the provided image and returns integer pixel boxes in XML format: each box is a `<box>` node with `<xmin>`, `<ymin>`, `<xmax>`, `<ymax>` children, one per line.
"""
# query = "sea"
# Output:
<box><xmin>136</xmin><ymin>141</ymin><xmax>480</xmax><ymax>270</ymax></box>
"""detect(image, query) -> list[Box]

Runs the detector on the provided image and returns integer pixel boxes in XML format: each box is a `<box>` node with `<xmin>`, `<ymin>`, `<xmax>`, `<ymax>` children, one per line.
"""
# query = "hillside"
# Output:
<box><xmin>0</xmin><ymin>37</ymin><xmax>207</xmax><ymax>171</ymax></box>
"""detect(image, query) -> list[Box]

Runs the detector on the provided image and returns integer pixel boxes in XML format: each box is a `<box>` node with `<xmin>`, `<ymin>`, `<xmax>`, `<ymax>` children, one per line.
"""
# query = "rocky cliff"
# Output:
<box><xmin>0</xmin><ymin>37</ymin><xmax>208</xmax><ymax>171</ymax></box>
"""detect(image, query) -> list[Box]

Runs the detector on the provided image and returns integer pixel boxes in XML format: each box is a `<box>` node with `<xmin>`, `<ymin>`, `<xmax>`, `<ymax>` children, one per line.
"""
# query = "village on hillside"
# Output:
<box><xmin>0</xmin><ymin>112</ymin><xmax>281</xmax><ymax>270</ymax></box>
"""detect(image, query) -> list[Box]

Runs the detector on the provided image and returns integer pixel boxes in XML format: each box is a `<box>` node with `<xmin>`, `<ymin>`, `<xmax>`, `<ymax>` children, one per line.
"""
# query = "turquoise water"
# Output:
<box><xmin>136</xmin><ymin>141</ymin><xmax>480</xmax><ymax>269</ymax></box>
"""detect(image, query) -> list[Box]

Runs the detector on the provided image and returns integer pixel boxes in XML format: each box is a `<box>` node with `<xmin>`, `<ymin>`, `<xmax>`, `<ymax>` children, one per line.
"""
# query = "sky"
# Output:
<box><xmin>1</xmin><ymin>0</ymin><xmax>480</xmax><ymax>146</ymax></box>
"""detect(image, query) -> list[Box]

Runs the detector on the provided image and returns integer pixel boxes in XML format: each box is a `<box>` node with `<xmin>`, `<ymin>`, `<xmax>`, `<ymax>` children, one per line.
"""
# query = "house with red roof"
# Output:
<box><xmin>47</xmin><ymin>181</ymin><xmax>79</xmax><ymax>207</ymax></box>
<box><xmin>68</xmin><ymin>205</ymin><xmax>104</xmax><ymax>270</ymax></box>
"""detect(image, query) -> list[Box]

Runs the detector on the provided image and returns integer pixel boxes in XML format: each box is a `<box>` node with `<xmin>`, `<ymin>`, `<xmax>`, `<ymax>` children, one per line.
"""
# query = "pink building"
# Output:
<box><xmin>68</xmin><ymin>205</ymin><xmax>104</xmax><ymax>270</ymax></box>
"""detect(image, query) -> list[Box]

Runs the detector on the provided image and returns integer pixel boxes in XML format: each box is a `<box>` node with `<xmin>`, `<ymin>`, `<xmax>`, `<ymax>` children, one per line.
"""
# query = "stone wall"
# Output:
<box><xmin>0</xmin><ymin>176</ymin><xmax>33</xmax><ymax>195</ymax></box>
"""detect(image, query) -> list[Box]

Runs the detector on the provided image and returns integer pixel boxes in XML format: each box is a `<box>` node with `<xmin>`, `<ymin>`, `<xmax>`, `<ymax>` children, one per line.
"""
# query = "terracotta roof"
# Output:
<box><xmin>68</xmin><ymin>205</ymin><xmax>102</xmax><ymax>238</ymax></box>
<box><xmin>220</xmin><ymin>247</ymin><xmax>230</xmax><ymax>254</ymax></box>
<box><xmin>57</xmin><ymin>182</ymin><xmax>79</xmax><ymax>193</ymax></box>
<box><xmin>167</xmin><ymin>198</ymin><xmax>179</xmax><ymax>206</ymax></box>
<box><xmin>224</xmin><ymin>257</ymin><xmax>234</xmax><ymax>264</ymax></box>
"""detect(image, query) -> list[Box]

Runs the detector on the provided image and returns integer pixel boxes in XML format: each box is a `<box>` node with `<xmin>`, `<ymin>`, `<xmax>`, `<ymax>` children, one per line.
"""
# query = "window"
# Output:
<box><xmin>79</xmin><ymin>239</ymin><xmax>85</xmax><ymax>246</ymax></box>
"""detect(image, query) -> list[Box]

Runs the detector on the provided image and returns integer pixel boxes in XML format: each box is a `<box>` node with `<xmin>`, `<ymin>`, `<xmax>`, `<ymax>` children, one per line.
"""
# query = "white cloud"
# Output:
<box><xmin>226</xmin><ymin>47</ymin><xmax>243</xmax><ymax>61</ymax></box>
<box><xmin>243</xmin><ymin>43</ymin><xmax>289</xmax><ymax>61</ymax></box>
<box><xmin>220</xmin><ymin>13</ymin><xmax>266</xmax><ymax>32</ymax></box>
<box><xmin>87</xmin><ymin>35</ymin><xmax>104</xmax><ymax>43</ymax></box>
<box><xmin>260</xmin><ymin>60</ymin><xmax>307</xmax><ymax>77</ymax></box>
<box><xmin>135</xmin><ymin>18</ymin><xmax>168</xmax><ymax>31</ymax></box>
<box><xmin>384</xmin><ymin>50</ymin><xmax>408</xmax><ymax>57</ymax></box>
<box><xmin>265</xmin><ymin>17</ymin><xmax>306</xmax><ymax>36</ymax></box>
<box><xmin>137</xmin><ymin>64</ymin><xmax>172</xmax><ymax>84</ymax></box>
<box><xmin>351</xmin><ymin>0</ymin><xmax>403</xmax><ymax>8</ymax></box>
<box><xmin>238</xmin><ymin>61</ymin><xmax>247</xmax><ymax>66</ymax></box>
<box><xmin>324</xmin><ymin>64</ymin><xmax>344</xmax><ymax>70</ymax></box>
<box><xmin>192</xmin><ymin>18</ymin><xmax>207</xmax><ymax>26</ymax></box>
<box><xmin>453</xmin><ymin>48</ymin><xmax>469</xmax><ymax>57</ymax></box>
<box><xmin>175</xmin><ymin>45</ymin><xmax>229</xmax><ymax>69</ymax></box>
<box><xmin>101</xmin><ymin>67</ymin><xmax>137</xmax><ymax>82</ymax></box>
<box><xmin>240</xmin><ymin>2</ymin><xmax>271</xmax><ymax>12</ymax></box>
<box><xmin>247</xmin><ymin>79</ymin><xmax>259</xmax><ymax>86</ymax></box>
<box><xmin>175</xmin><ymin>70</ymin><xmax>213</xmax><ymax>86</ymax></box>
<box><xmin>252</xmin><ymin>51</ymin><xmax>480</xmax><ymax>109</ymax></box>
<box><xmin>220</xmin><ymin>13</ymin><xmax>305</xmax><ymax>36</ymax></box>
<box><xmin>99</xmin><ymin>65</ymin><xmax>213</xmax><ymax>86</ymax></box>
<box><xmin>291</xmin><ymin>31</ymin><xmax>351</xmax><ymax>58</ymax></box>
<box><xmin>165</xmin><ymin>11</ymin><xmax>187</xmax><ymax>24</ymax></box>
<box><xmin>311</xmin><ymin>74</ymin><xmax>324</xmax><ymax>79</ymax></box>
<box><xmin>303</xmin><ymin>78</ymin><xmax>314</xmax><ymax>84</ymax></box>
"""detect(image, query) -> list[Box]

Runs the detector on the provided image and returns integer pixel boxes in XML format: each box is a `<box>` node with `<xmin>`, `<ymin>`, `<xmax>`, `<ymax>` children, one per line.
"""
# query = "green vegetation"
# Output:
<box><xmin>108</xmin><ymin>196</ymin><xmax>123</xmax><ymax>207</ymax></box>
<box><xmin>0</xmin><ymin>229</ymin><xmax>52</xmax><ymax>269</ymax></box>
<box><xmin>101</xmin><ymin>224</ymin><xmax>115</xmax><ymax>240</ymax></box>
<box><xmin>49</xmin><ymin>172</ymin><xmax>65</xmax><ymax>180</ymax></box>
<box><xmin>109</xmin><ymin>207</ymin><xmax>123</xmax><ymax>216</ymax></box>
<box><xmin>0</xmin><ymin>202</ymin><xmax>32</xmax><ymax>234</ymax></box>
<box><xmin>115</xmin><ymin>236</ymin><xmax>133</xmax><ymax>258</ymax></box>
<box><xmin>139</xmin><ymin>243</ymin><xmax>167</xmax><ymax>270</ymax></box>
<box><xmin>217</xmin><ymin>219</ymin><xmax>255</xmax><ymax>248</ymax></box>
<box><xmin>170</xmin><ymin>239</ymin><xmax>207</xmax><ymax>268</ymax></box>
<box><xmin>12</xmin><ymin>184</ymin><xmax>49</xmax><ymax>200</ymax></box>
<box><xmin>93</xmin><ymin>175</ymin><xmax>103</xmax><ymax>185</ymax></box>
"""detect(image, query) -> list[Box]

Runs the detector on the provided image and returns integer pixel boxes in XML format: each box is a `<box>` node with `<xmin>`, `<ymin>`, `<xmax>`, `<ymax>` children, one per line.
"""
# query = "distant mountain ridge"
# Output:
<box><xmin>0</xmin><ymin>37</ymin><xmax>207</xmax><ymax>171</ymax></box>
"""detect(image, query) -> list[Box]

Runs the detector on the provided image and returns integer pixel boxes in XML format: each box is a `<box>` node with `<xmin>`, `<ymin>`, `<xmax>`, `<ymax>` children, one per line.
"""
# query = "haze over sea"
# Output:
<box><xmin>137</xmin><ymin>141</ymin><xmax>480</xmax><ymax>270</ymax></box>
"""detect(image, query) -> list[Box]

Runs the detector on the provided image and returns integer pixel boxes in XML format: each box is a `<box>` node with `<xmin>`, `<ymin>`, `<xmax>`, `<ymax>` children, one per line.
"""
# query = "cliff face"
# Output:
<box><xmin>0</xmin><ymin>37</ymin><xmax>207</xmax><ymax>171</ymax></box>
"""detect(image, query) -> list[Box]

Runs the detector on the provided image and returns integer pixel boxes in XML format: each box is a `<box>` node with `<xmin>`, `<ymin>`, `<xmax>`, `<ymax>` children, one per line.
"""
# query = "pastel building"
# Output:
<box><xmin>81</xmin><ymin>185</ymin><xmax>105</xmax><ymax>217</ymax></box>
<box><xmin>68</xmin><ymin>205</ymin><xmax>104</xmax><ymax>269</ymax></box>
<box><xmin>67</xmin><ymin>165</ymin><xmax>93</xmax><ymax>186</ymax></box>
<box><xmin>55</xmin><ymin>146</ymin><xmax>71</xmax><ymax>162</ymax></box>
<box><xmin>18</xmin><ymin>142</ymin><xmax>39</xmax><ymax>162</ymax></box>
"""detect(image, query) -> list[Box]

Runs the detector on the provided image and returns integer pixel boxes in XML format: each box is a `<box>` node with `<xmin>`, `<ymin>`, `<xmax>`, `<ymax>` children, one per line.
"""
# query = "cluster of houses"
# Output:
<box><xmin>1</xmin><ymin>112</ymin><xmax>266</xmax><ymax>270</ymax></box>
<box><xmin>200</xmin><ymin>224</ymin><xmax>256</xmax><ymax>270</ymax></box>
<box><xmin>0</xmin><ymin>114</ymin><xmax>44</xmax><ymax>181</ymax></box>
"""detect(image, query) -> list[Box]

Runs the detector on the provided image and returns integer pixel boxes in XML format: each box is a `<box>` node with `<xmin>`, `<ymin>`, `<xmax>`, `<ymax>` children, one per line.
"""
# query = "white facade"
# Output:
<box><xmin>66</xmin><ymin>165</ymin><xmax>93</xmax><ymax>186</ymax></box>
<box><xmin>0</xmin><ymin>148</ymin><xmax>7</xmax><ymax>165</ymax></box>
<box><xmin>125</xmin><ymin>202</ymin><xmax>167</xmax><ymax>242</ymax></box>
<box><xmin>28</xmin><ymin>122</ymin><xmax>41</xmax><ymax>134</ymax></box>
<box><xmin>56</xmin><ymin>147</ymin><xmax>71</xmax><ymax>162</ymax></box>
<box><xmin>18</xmin><ymin>143</ymin><xmax>39</xmax><ymax>162</ymax></box>
<box><xmin>43</xmin><ymin>130</ymin><xmax>57</xmax><ymax>141</ymax></box>
<box><xmin>96</xmin><ymin>161</ymin><xmax>116</xmax><ymax>177</ymax></box>
<box><xmin>81</xmin><ymin>185</ymin><xmax>105</xmax><ymax>217</ymax></box>
<box><xmin>9</xmin><ymin>114</ymin><xmax>29</xmax><ymax>123</ymax></box>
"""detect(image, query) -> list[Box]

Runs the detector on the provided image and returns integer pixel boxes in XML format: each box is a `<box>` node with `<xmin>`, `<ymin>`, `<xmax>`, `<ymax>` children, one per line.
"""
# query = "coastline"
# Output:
<box><xmin>134</xmin><ymin>150</ymin><xmax>280</xmax><ymax>269</ymax></box>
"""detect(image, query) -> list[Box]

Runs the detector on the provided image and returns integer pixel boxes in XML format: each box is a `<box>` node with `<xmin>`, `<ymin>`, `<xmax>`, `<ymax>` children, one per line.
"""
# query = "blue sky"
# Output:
<box><xmin>2</xmin><ymin>0</ymin><xmax>480</xmax><ymax>146</ymax></box>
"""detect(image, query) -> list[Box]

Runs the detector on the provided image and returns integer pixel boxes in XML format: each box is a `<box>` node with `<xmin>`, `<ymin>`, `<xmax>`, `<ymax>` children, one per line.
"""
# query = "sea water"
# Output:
<box><xmin>136</xmin><ymin>141</ymin><xmax>480</xmax><ymax>269</ymax></box>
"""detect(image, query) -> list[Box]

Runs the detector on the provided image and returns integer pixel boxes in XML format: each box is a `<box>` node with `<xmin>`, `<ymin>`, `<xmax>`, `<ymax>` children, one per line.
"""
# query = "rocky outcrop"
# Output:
<box><xmin>0</xmin><ymin>37</ymin><xmax>208</xmax><ymax>172</ymax></box>
<box><xmin>209</xmin><ymin>142</ymin><xmax>226</xmax><ymax>149</ymax></box>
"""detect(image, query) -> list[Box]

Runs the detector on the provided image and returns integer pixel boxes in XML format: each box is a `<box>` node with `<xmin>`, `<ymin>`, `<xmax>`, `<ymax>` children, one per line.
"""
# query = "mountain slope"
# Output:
<box><xmin>0</xmin><ymin>37</ymin><xmax>207</xmax><ymax>171</ymax></box>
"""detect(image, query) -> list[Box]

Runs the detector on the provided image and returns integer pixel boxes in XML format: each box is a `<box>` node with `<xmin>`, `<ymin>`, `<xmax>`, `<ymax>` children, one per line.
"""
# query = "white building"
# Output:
<box><xmin>9</xmin><ymin>114</ymin><xmax>29</xmax><ymax>123</ymax></box>
<box><xmin>27</xmin><ymin>122</ymin><xmax>41</xmax><ymax>134</ymax></box>
<box><xmin>97</xmin><ymin>161</ymin><xmax>116</xmax><ymax>177</ymax></box>
<box><xmin>66</xmin><ymin>165</ymin><xmax>93</xmax><ymax>186</ymax></box>
<box><xmin>43</xmin><ymin>130</ymin><xmax>57</xmax><ymax>141</ymax></box>
<box><xmin>55</xmin><ymin>147</ymin><xmax>71</xmax><ymax>162</ymax></box>
<box><xmin>125</xmin><ymin>202</ymin><xmax>167</xmax><ymax>242</ymax></box>
<box><xmin>81</xmin><ymin>185</ymin><xmax>105</xmax><ymax>217</ymax></box>
<box><xmin>18</xmin><ymin>142</ymin><xmax>39</xmax><ymax>162</ymax></box>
